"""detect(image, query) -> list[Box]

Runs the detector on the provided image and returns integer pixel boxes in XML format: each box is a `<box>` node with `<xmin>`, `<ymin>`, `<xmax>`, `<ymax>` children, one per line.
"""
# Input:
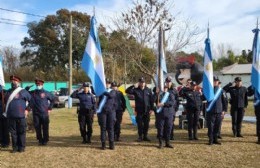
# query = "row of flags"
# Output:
<box><xmin>0</xmin><ymin>15</ymin><xmax>259</xmax><ymax>118</ymax></box>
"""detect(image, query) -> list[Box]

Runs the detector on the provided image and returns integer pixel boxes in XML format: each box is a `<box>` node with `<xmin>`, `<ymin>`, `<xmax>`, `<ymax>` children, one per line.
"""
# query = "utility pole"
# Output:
<box><xmin>68</xmin><ymin>13</ymin><xmax>73</xmax><ymax>108</ymax></box>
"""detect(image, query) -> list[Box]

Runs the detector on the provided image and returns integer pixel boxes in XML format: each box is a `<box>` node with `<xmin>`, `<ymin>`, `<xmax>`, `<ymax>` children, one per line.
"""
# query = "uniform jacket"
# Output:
<box><xmin>247</xmin><ymin>85</ymin><xmax>260</xmax><ymax>108</ymax></box>
<box><xmin>126</xmin><ymin>85</ymin><xmax>154</xmax><ymax>114</ymax></box>
<box><xmin>206</xmin><ymin>86</ymin><xmax>228</xmax><ymax>113</ymax></box>
<box><xmin>179</xmin><ymin>87</ymin><xmax>202</xmax><ymax>111</ymax></box>
<box><xmin>99</xmin><ymin>89</ymin><xmax>117</xmax><ymax>113</ymax></box>
<box><xmin>71</xmin><ymin>90</ymin><xmax>96</xmax><ymax>111</ymax></box>
<box><xmin>155</xmin><ymin>91</ymin><xmax>176</xmax><ymax>114</ymax></box>
<box><xmin>223</xmin><ymin>83</ymin><xmax>248</xmax><ymax>108</ymax></box>
<box><xmin>29</xmin><ymin>89</ymin><xmax>54</xmax><ymax>116</ymax></box>
<box><xmin>5</xmin><ymin>88</ymin><xmax>31</xmax><ymax>118</ymax></box>
<box><xmin>115</xmin><ymin>90</ymin><xmax>126</xmax><ymax>112</ymax></box>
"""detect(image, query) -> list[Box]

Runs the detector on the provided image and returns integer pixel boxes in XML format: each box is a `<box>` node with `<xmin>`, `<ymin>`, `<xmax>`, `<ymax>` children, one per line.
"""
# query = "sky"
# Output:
<box><xmin>0</xmin><ymin>0</ymin><xmax>260</xmax><ymax>57</ymax></box>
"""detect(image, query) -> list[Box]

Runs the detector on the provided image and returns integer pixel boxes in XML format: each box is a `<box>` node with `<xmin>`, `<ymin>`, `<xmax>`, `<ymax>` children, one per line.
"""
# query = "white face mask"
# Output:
<box><xmin>36</xmin><ymin>85</ymin><xmax>43</xmax><ymax>90</ymax></box>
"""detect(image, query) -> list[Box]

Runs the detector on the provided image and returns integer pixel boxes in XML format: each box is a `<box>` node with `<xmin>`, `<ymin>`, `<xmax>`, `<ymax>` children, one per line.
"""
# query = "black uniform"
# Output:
<box><xmin>247</xmin><ymin>86</ymin><xmax>260</xmax><ymax>144</ymax></box>
<box><xmin>155</xmin><ymin>90</ymin><xmax>176</xmax><ymax>148</ymax></box>
<box><xmin>114</xmin><ymin>90</ymin><xmax>126</xmax><ymax>141</ymax></box>
<box><xmin>223</xmin><ymin>83</ymin><xmax>248</xmax><ymax>137</ymax></box>
<box><xmin>5</xmin><ymin>87</ymin><xmax>31</xmax><ymax>152</ymax></box>
<box><xmin>126</xmin><ymin>85</ymin><xmax>154</xmax><ymax>141</ymax></box>
<box><xmin>0</xmin><ymin>88</ymin><xmax>10</xmax><ymax>148</ymax></box>
<box><xmin>97</xmin><ymin>90</ymin><xmax>117</xmax><ymax>149</ymax></box>
<box><xmin>30</xmin><ymin>89</ymin><xmax>54</xmax><ymax>145</ymax></box>
<box><xmin>218</xmin><ymin>90</ymin><xmax>228</xmax><ymax>138</ymax></box>
<box><xmin>180</xmin><ymin>87</ymin><xmax>202</xmax><ymax>140</ymax></box>
<box><xmin>71</xmin><ymin>90</ymin><xmax>96</xmax><ymax>143</ymax></box>
<box><xmin>206</xmin><ymin>87</ymin><xmax>227</xmax><ymax>145</ymax></box>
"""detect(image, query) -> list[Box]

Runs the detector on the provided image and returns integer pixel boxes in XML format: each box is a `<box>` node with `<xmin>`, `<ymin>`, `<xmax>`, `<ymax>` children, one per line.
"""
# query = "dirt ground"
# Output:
<box><xmin>0</xmin><ymin>107</ymin><xmax>259</xmax><ymax>168</ymax></box>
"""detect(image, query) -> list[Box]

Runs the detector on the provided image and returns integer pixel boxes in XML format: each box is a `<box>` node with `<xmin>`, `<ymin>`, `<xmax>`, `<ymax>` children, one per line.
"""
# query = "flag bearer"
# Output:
<box><xmin>5</xmin><ymin>75</ymin><xmax>31</xmax><ymax>153</ymax></box>
<box><xmin>0</xmin><ymin>86</ymin><xmax>10</xmax><ymax>148</ymax></box>
<box><xmin>155</xmin><ymin>84</ymin><xmax>176</xmax><ymax>149</ymax></box>
<box><xmin>205</xmin><ymin>76</ymin><xmax>227</xmax><ymax>145</ymax></box>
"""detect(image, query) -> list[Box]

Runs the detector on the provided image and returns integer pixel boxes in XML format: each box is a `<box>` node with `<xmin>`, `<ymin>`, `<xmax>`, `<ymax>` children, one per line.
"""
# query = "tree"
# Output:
<box><xmin>112</xmin><ymin>0</ymin><xmax>201</xmax><ymax>82</ymax></box>
<box><xmin>0</xmin><ymin>46</ymin><xmax>20</xmax><ymax>75</ymax></box>
<box><xmin>20</xmin><ymin>9</ymin><xmax>91</xmax><ymax>80</ymax></box>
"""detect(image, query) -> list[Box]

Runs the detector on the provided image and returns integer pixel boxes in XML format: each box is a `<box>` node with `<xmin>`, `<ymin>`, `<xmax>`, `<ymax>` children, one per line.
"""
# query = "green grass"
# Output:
<box><xmin>0</xmin><ymin>107</ymin><xmax>259</xmax><ymax>168</ymax></box>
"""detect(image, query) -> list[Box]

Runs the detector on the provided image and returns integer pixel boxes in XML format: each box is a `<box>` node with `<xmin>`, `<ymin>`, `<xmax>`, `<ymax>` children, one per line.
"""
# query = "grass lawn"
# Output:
<box><xmin>0</xmin><ymin>107</ymin><xmax>259</xmax><ymax>168</ymax></box>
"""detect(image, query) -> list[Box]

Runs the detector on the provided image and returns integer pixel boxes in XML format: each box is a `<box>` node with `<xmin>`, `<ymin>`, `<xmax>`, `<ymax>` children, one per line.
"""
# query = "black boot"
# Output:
<box><xmin>188</xmin><ymin>130</ymin><xmax>193</xmax><ymax>140</ymax></box>
<box><xmin>82</xmin><ymin>136</ymin><xmax>87</xmax><ymax>144</ymax></box>
<box><xmin>109</xmin><ymin>141</ymin><xmax>115</xmax><ymax>150</ymax></box>
<box><xmin>143</xmin><ymin>135</ymin><xmax>151</xmax><ymax>142</ymax></box>
<box><xmin>101</xmin><ymin>142</ymin><xmax>106</xmax><ymax>150</ymax></box>
<box><xmin>158</xmin><ymin>138</ymin><xmax>163</xmax><ymax>149</ymax></box>
<box><xmin>137</xmin><ymin>136</ymin><xmax>142</xmax><ymax>142</ymax></box>
<box><xmin>257</xmin><ymin>137</ymin><xmax>260</xmax><ymax>144</ymax></box>
<box><xmin>193</xmin><ymin>129</ymin><xmax>199</xmax><ymax>140</ymax></box>
<box><xmin>213</xmin><ymin>138</ymin><xmax>221</xmax><ymax>145</ymax></box>
<box><xmin>86</xmin><ymin>136</ymin><xmax>91</xmax><ymax>143</ymax></box>
<box><xmin>165</xmin><ymin>140</ymin><xmax>173</xmax><ymax>148</ymax></box>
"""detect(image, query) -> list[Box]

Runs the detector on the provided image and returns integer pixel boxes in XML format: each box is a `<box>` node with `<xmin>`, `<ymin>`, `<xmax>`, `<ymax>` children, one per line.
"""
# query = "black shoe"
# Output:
<box><xmin>257</xmin><ymin>140</ymin><xmax>260</xmax><ymax>144</ymax></box>
<box><xmin>137</xmin><ymin>137</ymin><xmax>143</xmax><ymax>142</ymax></box>
<box><xmin>158</xmin><ymin>138</ymin><xmax>163</xmax><ymax>149</ymax></box>
<box><xmin>165</xmin><ymin>141</ymin><xmax>173</xmax><ymax>148</ymax></box>
<box><xmin>143</xmin><ymin>136</ymin><xmax>151</xmax><ymax>142</ymax></box>
<box><xmin>109</xmin><ymin>142</ymin><xmax>115</xmax><ymax>150</ymax></box>
<box><xmin>213</xmin><ymin>141</ymin><xmax>221</xmax><ymax>145</ymax></box>
<box><xmin>208</xmin><ymin>141</ymin><xmax>213</xmax><ymax>145</ymax></box>
<box><xmin>11</xmin><ymin>148</ymin><xmax>18</xmax><ymax>153</ymax></box>
<box><xmin>1</xmin><ymin>144</ymin><xmax>9</xmax><ymax>148</ymax></box>
<box><xmin>82</xmin><ymin>140</ymin><xmax>87</xmax><ymax>144</ymax></box>
<box><xmin>237</xmin><ymin>134</ymin><xmax>243</xmax><ymax>138</ymax></box>
<box><xmin>86</xmin><ymin>137</ymin><xmax>91</xmax><ymax>143</ymax></box>
<box><xmin>18</xmin><ymin>148</ymin><xmax>25</xmax><ymax>153</ymax></box>
<box><xmin>217</xmin><ymin>136</ymin><xmax>222</xmax><ymax>139</ymax></box>
<box><xmin>101</xmin><ymin>142</ymin><xmax>106</xmax><ymax>150</ymax></box>
<box><xmin>194</xmin><ymin>137</ymin><xmax>199</xmax><ymax>140</ymax></box>
<box><xmin>189</xmin><ymin>137</ymin><xmax>193</xmax><ymax>140</ymax></box>
<box><xmin>42</xmin><ymin>142</ymin><xmax>47</xmax><ymax>146</ymax></box>
<box><xmin>170</xmin><ymin>136</ymin><xmax>174</xmax><ymax>140</ymax></box>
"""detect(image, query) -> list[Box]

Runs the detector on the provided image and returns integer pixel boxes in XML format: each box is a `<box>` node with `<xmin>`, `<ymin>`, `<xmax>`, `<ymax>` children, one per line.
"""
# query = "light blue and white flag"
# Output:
<box><xmin>0</xmin><ymin>55</ymin><xmax>5</xmax><ymax>87</ymax></box>
<box><xmin>157</xmin><ymin>26</ymin><xmax>167</xmax><ymax>91</ymax></box>
<box><xmin>251</xmin><ymin>24</ymin><xmax>260</xmax><ymax>95</ymax></box>
<box><xmin>202</xmin><ymin>26</ymin><xmax>214</xmax><ymax>102</ymax></box>
<box><xmin>81</xmin><ymin>16</ymin><xmax>106</xmax><ymax>96</ymax></box>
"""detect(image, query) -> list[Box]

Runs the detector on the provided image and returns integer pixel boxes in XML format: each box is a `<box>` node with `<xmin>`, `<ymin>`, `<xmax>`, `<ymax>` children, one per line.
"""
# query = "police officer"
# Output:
<box><xmin>163</xmin><ymin>76</ymin><xmax>179</xmax><ymax>140</ymax></box>
<box><xmin>180</xmin><ymin>81</ymin><xmax>202</xmax><ymax>140</ymax></box>
<box><xmin>223</xmin><ymin>77</ymin><xmax>248</xmax><ymax>137</ymax></box>
<box><xmin>155</xmin><ymin>84</ymin><xmax>176</xmax><ymax>148</ymax></box>
<box><xmin>29</xmin><ymin>79</ymin><xmax>54</xmax><ymax>145</ymax></box>
<box><xmin>4</xmin><ymin>75</ymin><xmax>31</xmax><ymax>153</ymax></box>
<box><xmin>71</xmin><ymin>82</ymin><xmax>96</xmax><ymax>144</ymax></box>
<box><xmin>0</xmin><ymin>86</ymin><xmax>10</xmax><ymax>148</ymax></box>
<box><xmin>247</xmin><ymin>85</ymin><xmax>260</xmax><ymax>144</ymax></box>
<box><xmin>112</xmin><ymin>82</ymin><xmax>126</xmax><ymax>141</ymax></box>
<box><xmin>97</xmin><ymin>79</ymin><xmax>117</xmax><ymax>150</ymax></box>
<box><xmin>126</xmin><ymin>77</ymin><xmax>154</xmax><ymax>142</ymax></box>
<box><xmin>206</xmin><ymin>76</ymin><xmax>227</xmax><ymax>145</ymax></box>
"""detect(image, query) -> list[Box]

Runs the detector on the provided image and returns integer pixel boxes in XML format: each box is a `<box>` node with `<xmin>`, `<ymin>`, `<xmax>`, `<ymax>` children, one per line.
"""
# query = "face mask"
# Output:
<box><xmin>11</xmin><ymin>83</ymin><xmax>19</xmax><ymax>89</ymax></box>
<box><xmin>36</xmin><ymin>85</ymin><xmax>43</xmax><ymax>90</ymax></box>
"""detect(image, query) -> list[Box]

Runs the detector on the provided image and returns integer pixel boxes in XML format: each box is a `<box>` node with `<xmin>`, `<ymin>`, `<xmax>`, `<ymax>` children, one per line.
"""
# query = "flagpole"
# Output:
<box><xmin>157</xmin><ymin>26</ymin><xmax>162</xmax><ymax>105</ymax></box>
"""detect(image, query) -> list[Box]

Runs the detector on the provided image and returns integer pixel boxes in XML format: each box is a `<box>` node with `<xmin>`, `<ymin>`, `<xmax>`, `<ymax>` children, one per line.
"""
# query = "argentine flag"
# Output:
<box><xmin>81</xmin><ymin>16</ymin><xmax>106</xmax><ymax>96</ymax></box>
<box><xmin>251</xmin><ymin>26</ymin><xmax>260</xmax><ymax>95</ymax></box>
<box><xmin>157</xmin><ymin>26</ymin><xmax>167</xmax><ymax>91</ymax></box>
<box><xmin>0</xmin><ymin>55</ymin><xmax>5</xmax><ymax>87</ymax></box>
<box><xmin>202</xmin><ymin>27</ymin><xmax>214</xmax><ymax>102</ymax></box>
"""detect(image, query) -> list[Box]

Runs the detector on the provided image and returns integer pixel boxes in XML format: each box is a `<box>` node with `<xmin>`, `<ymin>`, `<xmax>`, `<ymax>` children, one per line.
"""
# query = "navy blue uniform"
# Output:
<box><xmin>97</xmin><ymin>90</ymin><xmax>117</xmax><ymax>149</ymax></box>
<box><xmin>223</xmin><ymin>83</ymin><xmax>248</xmax><ymax>136</ymax></box>
<box><xmin>180</xmin><ymin>87</ymin><xmax>202</xmax><ymax>140</ymax></box>
<box><xmin>114</xmin><ymin>90</ymin><xmax>126</xmax><ymax>141</ymax></box>
<box><xmin>206</xmin><ymin>87</ymin><xmax>227</xmax><ymax>144</ymax></box>
<box><xmin>0</xmin><ymin>89</ymin><xmax>10</xmax><ymax>148</ymax></box>
<box><xmin>29</xmin><ymin>89</ymin><xmax>54</xmax><ymax>145</ymax></box>
<box><xmin>126</xmin><ymin>85</ymin><xmax>154</xmax><ymax>140</ymax></box>
<box><xmin>247</xmin><ymin>86</ymin><xmax>260</xmax><ymax>144</ymax></box>
<box><xmin>168</xmin><ymin>87</ymin><xmax>179</xmax><ymax>140</ymax></box>
<box><xmin>71</xmin><ymin>90</ymin><xmax>96</xmax><ymax>143</ymax></box>
<box><xmin>155</xmin><ymin>91</ymin><xmax>176</xmax><ymax>147</ymax></box>
<box><xmin>5</xmin><ymin>88</ymin><xmax>31</xmax><ymax>152</ymax></box>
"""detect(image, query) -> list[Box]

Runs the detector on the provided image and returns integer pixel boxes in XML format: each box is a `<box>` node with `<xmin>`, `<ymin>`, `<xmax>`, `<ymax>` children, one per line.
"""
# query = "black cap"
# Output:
<box><xmin>213</xmin><ymin>75</ymin><xmax>219</xmax><ymax>81</ymax></box>
<box><xmin>10</xmin><ymin>75</ymin><xmax>22</xmax><ymax>82</ymax></box>
<box><xmin>82</xmin><ymin>82</ymin><xmax>90</xmax><ymax>87</ymax></box>
<box><xmin>111</xmin><ymin>81</ymin><xmax>117</xmax><ymax>87</ymax></box>
<box><xmin>165</xmin><ymin>76</ymin><xmax>172</xmax><ymax>83</ymax></box>
<box><xmin>234</xmin><ymin>77</ymin><xmax>242</xmax><ymax>82</ymax></box>
<box><xmin>190</xmin><ymin>81</ymin><xmax>197</xmax><ymax>86</ymax></box>
<box><xmin>138</xmin><ymin>77</ymin><xmax>145</xmax><ymax>83</ymax></box>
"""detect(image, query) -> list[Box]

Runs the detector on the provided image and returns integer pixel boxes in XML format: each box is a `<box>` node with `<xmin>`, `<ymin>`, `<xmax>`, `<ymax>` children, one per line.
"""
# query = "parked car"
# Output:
<box><xmin>54</xmin><ymin>88</ymin><xmax>79</xmax><ymax>108</ymax></box>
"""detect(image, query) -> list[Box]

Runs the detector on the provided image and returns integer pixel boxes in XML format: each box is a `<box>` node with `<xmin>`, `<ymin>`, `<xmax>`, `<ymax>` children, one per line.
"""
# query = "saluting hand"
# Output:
<box><xmin>25</xmin><ymin>110</ymin><xmax>28</xmax><ymax>118</ymax></box>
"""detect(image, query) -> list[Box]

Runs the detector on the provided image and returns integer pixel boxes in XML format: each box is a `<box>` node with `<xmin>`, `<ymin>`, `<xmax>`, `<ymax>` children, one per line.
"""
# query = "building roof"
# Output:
<box><xmin>221</xmin><ymin>63</ymin><xmax>252</xmax><ymax>75</ymax></box>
